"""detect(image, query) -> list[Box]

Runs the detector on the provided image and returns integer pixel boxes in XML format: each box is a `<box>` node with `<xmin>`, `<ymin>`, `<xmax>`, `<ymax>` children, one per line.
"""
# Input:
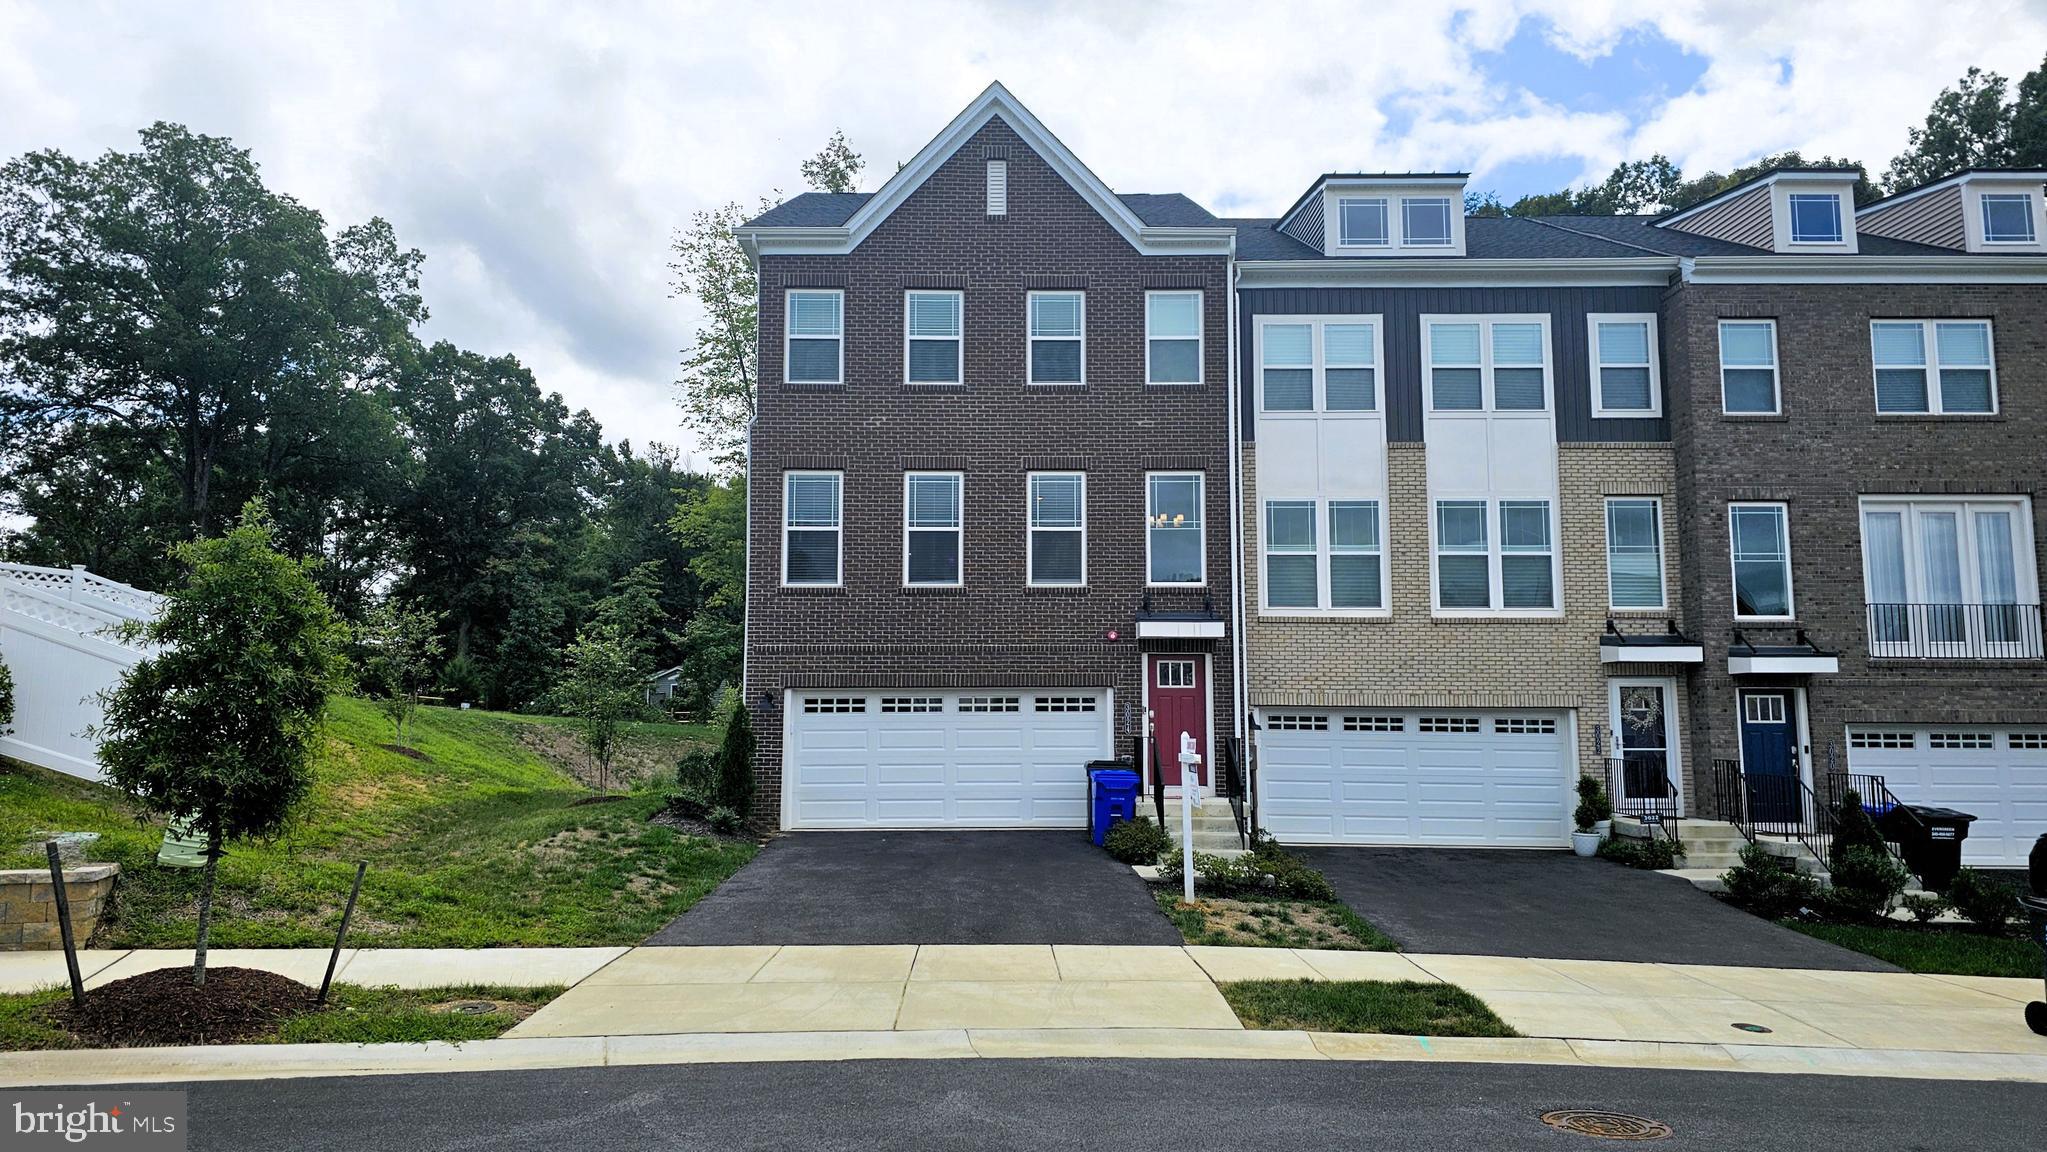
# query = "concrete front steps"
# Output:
<box><xmin>1156</xmin><ymin>801</ymin><xmax>1248</xmax><ymax>854</ymax></box>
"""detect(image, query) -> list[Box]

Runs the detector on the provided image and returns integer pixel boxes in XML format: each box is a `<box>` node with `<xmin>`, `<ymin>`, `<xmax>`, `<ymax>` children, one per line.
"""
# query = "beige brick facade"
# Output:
<box><xmin>1242</xmin><ymin>442</ymin><xmax>1696</xmax><ymax>781</ymax></box>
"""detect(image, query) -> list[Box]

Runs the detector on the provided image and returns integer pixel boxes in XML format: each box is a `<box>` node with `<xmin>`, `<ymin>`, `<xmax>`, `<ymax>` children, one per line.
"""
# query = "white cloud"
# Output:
<box><xmin>1</xmin><ymin>0</ymin><xmax>2036</xmax><ymax>460</ymax></box>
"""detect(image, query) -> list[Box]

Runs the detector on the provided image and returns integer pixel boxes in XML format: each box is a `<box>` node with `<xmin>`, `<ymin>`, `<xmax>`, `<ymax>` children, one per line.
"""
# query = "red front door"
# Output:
<box><xmin>1149</xmin><ymin>654</ymin><xmax>1208</xmax><ymax>787</ymax></box>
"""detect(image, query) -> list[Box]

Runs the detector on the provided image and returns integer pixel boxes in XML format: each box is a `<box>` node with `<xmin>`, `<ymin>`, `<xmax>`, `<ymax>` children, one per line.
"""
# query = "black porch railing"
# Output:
<box><xmin>1866</xmin><ymin>602</ymin><xmax>2044</xmax><ymax>660</ymax></box>
<box><xmin>1604</xmin><ymin>756</ymin><xmax>1682</xmax><ymax>852</ymax></box>
<box><xmin>1706</xmin><ymin>756</ymin><xmax>1832</xmax><ymax>867</ymax></box>
<box><xmin>1221</xmin><ymin>734</ymin><xmax>1253</xmax><ymax>850</ymax></box>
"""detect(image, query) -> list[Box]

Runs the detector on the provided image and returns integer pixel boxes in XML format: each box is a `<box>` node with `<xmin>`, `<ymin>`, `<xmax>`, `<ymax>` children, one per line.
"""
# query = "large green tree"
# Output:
<box><xmin>96</xmin><ymin>502</ymin><xmax>347</xmax><ymax>986</ymax></box>
<box><xmin>0</xmin><ymin>124</ymin><xmax>423</xmax><ymax>588</ymax></box>
<box><xmin>668</xmin><ymin>474</ymin><xmax>745</xmax><ymax>716</ymax></box>
<box><xmin>1888</xmin><ymin>56</ymin><xmax>2047</xmax><ymax>187</ymax></box>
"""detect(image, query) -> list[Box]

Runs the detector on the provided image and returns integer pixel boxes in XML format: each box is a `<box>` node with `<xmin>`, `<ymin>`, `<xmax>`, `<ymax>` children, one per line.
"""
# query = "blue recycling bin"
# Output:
<box><xmin>1089</xmin><ymin>767</ymin><xmax>1140</xmax><ymax>846</ymax></box>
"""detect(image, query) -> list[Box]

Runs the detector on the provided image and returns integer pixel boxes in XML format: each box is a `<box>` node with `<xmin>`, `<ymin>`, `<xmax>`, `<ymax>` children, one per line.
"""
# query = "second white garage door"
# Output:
<box><xmin>1257</xmin><ymin>709</ymin><xmax>1572</xmax><ymax>847</ymax></box>
<box><xmin>785</xmin><ymin>689</ymin><xmax>1111</xmax><ymax>829</ymax></box>
<box><xmin>1846</xmin><ymin>726</ymin><xmax>2047</xmax><ymax>867</ymax></box>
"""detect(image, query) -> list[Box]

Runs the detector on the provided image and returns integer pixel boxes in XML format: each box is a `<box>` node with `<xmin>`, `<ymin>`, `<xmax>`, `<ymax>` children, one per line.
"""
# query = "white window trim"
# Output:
<box><xmin>1026</xmin><ymin>471</ymin><xmax>1087</xmax><ymax>587</ymax></box>
<box><xmin>1717</xmin><ymin>319</ymin><xmax>1781</xmax><ymax>416</ymax></box>
<box><xmin>1335</xmin><ymin>196</ymin><xmax>1389</xmax><ymax>248</ymax></box>
<box><xmin>1786</xmin><ymin>192</ymin><xmax>1845</xmax><ymax>245</ymax></box>
<box><xmin>783</xmin><ymin>289</ymin><xmax>844</xmax><ymax>386</ymax></box>
<box><xmin>781</xmin><ymin>470</ymin><xmax>843</xmax><ymax>589</ymax></box>
<box><xmin>1857</xmin><ymin>494</ymin><xmax>2040</xmax><ymax>656</ymax></box>
<box><xmin>1145</xmin><ymin>470</ymin><xmax>1206</xmax><ymax>587</ymax></box>
<box><xmin>1400</xmin><ymin>196</ymin><xmax>1455</xmax><ymax>247</ymax></box>
<box><xmin>1428</xmin><ymin>497</ymin><xmax>1563</xmax><ymax>619</ymax></box>
<box><xmin>1980</xmin><ymin>192</ymin><xmax>2036</xmax><ymax>244</ymax></box>
<box><xmin>1587</xmin><ymin>313</ymin><xmax>1662</xmax><ymax>419</ymax></box>
<box><xmin>1259</xmin><ymin>497</ymin><xmax>1388</xmax><ymax>618</ymax></box>
<box><xmin>1867</xmin><ymin>318</ymin><xmax>1999</xmax><ymax>416</ymax></box>
<box><xmin>1025</xmin><ymin>291</ymin><xmax>1085</xmax><ymax>386</ymax></box>
<box><xmin>1729</xmin><ymin>501</ymin><xmax>1795</xmax><ymax>622</ymax></box>
<box><xmin>902</xmin><ymin>471</ymin><xmax>964</xmax><ymax>588</ymax></box>
<box><xmin>1419</xmin><ymin>314</ymin><xmax>1554</xmax><ymax>416</ymax></box>
<box><xmin>1145</xmin><ymin>290</ymin><xmax>1204</xmax><ymax>386</ymax></box>
<box><xmin>1604</xmin><ymin>497</ymin><xmax>1668</xmax><ymax>611</ymax></box>
<box><xmin>903</xmin><ymin>290</ymin><xmax>964</xmax><ymax>386</ymax></box>
<box><xmin>1254</xmin><ymin>314</ymin><xmax>1385</xmax><ymax>415</ymax></box>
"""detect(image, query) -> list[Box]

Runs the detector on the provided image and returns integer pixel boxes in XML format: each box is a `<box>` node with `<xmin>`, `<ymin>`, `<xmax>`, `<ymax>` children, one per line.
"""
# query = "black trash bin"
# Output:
<box><xmin>2024</xmin><ymin>834</ymin><xmax>2047</xmax><ymax>1036</ymax></box>
<box><xmin>1886</xmin><ymin>805</ymin><xmax>1977</xmax><ymax>891</ymax></box>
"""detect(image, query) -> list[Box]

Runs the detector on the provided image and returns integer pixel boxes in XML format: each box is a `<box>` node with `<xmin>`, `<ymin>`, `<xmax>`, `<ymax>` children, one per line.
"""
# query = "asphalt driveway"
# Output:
<box><xmin>646</xmin><ymin>830</ymin><xmax>1182</xmax><ymax>946</ymax></box>
<box><xmin>1294</xmin><ymin>847</ymin><xmax>1897</xmax><ymax>971</ymax></box>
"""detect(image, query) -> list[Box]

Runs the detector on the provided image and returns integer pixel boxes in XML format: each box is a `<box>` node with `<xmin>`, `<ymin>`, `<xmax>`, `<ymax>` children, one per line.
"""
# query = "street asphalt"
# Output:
<box><xmin>109</xmin><ymin>1058</ymin><xmax>2047</xmax><ymax>1151</ymax></box>
<box><xmin>1298</xmin><ymin>846</ymin><xmax>1898</xmax><ymax>970</ymax></box>
<box><xmin>645</xmin><ymin>830</ymin><xmax>1183</xmax><ymax>945</ymax></box>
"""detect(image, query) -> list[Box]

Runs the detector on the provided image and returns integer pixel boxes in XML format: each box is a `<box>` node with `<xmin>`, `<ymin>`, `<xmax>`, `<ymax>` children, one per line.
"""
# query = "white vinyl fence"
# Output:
<box><xmin>0</xmin><ymin>564</ymin><xmax>159</xmax><ymax>781</ymax></box>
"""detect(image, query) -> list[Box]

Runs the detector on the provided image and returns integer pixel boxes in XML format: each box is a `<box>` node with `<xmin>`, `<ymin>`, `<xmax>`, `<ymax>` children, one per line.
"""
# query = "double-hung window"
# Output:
<box><xmin>1433</xmin><ymin>499</ymin><xmax>1556</xmax><ymax>613</ymax></box>
<box><xmin>1027</xmin><ymin>473</ymin><xmax>1085</xmax><ymax>586</ymax></box>
<box><xmin>1402</xmin><ymin>197</ymin><xmax>1453</xmax><ymax>246</ymax></box>
<box><xmin>1147</xmin><ymin>473</ymin><xmax>1204</xmax><ymax>585</ymax></box>
<box><xmin>1729</xmin><ymin>503</ymin><xmax>1793</xmax><ymax>619</ymax></box>
<box><xmin>1861</xmin><ymin>497</ymin><xmax>2038</xmax><ymax>657</ymax></box>
<box><xmin>904</xmin><ymin>472</ymin><xmax>963</xmax><ymax>586</ymax></box>
<box><xmin>1981</xmin><ymin>193</ymin><xmax>2036</xmax><ymax>243</ymax></box>
<box><xmin>1328</xmin><ymin>501</ymin><xmax>1383</xmax><ymax>609</ymax></box>
<box><xmin>1871</xmin><ymin>320</ymin><xmax>1995</xmax><ymax>414</ymax></box>
<box><xmin>1787</xmin><ymin>193</ymin><xmax>1843</xmax><ymax>243</ymax></box>
<box><xmin>1589</xmin><ymin>314</ymin><xmax>1660</xmax><ymax>417</ymax></box>
<box><xmin>1718</xmin><ymin>320</ymin><xmax>1780</xmax><ymax>414</ymax></box>
<box><xmin>1263</xmin><ymin>501</ymin><xmax>1317</xmax><ymax>608</ymax></box>
<box><xmin>1338</xmin><ymin>197</ymin><xmax>1388</xmax><ymax>247</ymax></box>
<box><xmin>785</xmin><ymin>290</ymin><xmax>844</xmax><ymax>384</ymax></box>
<box><xmin>1027</xmin><ymin>292</ymin><xmax>1084</xmax><ymax>385</ymax></box>
<box><xmin>782</xmin><ymin>472</ymin><xmax>842</xmax><ymax>586</ymax></box>
<box><xmin>1605</xmin><ymin>498</ymin><xmax>1666</xmax><ymax>610</ymax></box>
<box><xmin>1264</xmin><ymin>499</ymin><xmax>1383</xmax><ymax>613</ymax></box>
<box><xmin>1146</xmin><ymin>291</ymin><xmax>1202</xmax><ymax>384</ymax></box>
<box><xmin>1258</xmin><ymin>319</ymin><xmax>1379</xmax><ymax>412</ymax></box>
<box><xmin>904</xmin><ymin>291</ymin><xmax>963</xmax><ymax>384</ymax></box>
<box><xmin>1424</xmin><ymin>317</ymin><xmax>1549</xmax><ymax>412</ymax></box>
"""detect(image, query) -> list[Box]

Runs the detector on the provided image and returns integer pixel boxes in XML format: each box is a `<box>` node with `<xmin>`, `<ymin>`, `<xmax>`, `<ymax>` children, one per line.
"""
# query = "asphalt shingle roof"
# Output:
<box><xmin>742</xmin><ymin>193</ymin><xmax>872</xmax><ymax>228</ymax></box>
<box><xmin>1226</xmin><ymin>215</ymin><xmax>1654</xmax><ymax>261</ymax></box>
<box><xmin>1116</xmin><ymin>193</ymin><xmax>1220</xmax><ymax>227</ymax></box>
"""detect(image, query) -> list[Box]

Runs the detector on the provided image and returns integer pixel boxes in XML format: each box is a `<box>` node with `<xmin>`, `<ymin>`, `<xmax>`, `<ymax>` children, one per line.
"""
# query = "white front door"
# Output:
<box><xmin>1256</xmin><ymin>709</ymin><xmax>1571</xmax><ymax>846</ymax></box>
<box><xmin>1608</xmin><ymin>678</ymin><xmax>1683</xmax><ymax>814</ymax></box>
<box><xmin>1847</xmin><ymin>726</ymin><xmax>2047</xmax><ymax>866</ymax></box>
<box><xmin>784</xmin><ymin>689</ymin><xmax>1111</xmax><ymax>829</ymax></box>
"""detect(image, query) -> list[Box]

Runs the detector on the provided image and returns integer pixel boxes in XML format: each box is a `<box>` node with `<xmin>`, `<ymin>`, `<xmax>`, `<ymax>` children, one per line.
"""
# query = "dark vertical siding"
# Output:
<box><xmin>1236</xmin><ymin>284</ymin><xmax>1672</xmax><ymax>443</ymax></box>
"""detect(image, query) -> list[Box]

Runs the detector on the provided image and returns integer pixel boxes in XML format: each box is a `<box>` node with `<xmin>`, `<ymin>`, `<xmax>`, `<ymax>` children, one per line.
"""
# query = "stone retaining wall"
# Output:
<box><xmin>0</xmin><ymin>863</ymin><xmax>118</xmax><ymax>950</ymax></box>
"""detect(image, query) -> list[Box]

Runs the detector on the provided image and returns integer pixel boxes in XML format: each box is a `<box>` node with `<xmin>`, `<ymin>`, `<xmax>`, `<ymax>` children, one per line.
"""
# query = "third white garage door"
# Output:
<box><xmin>1846</xmin><ymin>727</ymin><xmax>2047</xmax><ymax>867</ymax></box>
<box><xmin>1257</xmin><ymin>709</ymin><xmax>1572</xmax><ymax>847</ymax></box>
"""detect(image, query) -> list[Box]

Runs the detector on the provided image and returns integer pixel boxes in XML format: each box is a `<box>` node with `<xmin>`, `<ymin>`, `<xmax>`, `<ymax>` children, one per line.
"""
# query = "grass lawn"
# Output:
<box><xmin>1782</xmin><ymin>919</ymin><xmax>2043</xmax><ymax>978</ymax></box>
<box><xmin>0</xmin><ymin>984</ymin><xmax>560</xmax><ymax>1051</ymax></box>
<box><xmin>1155</xmin><ymin>889</ymin><xmax>1398</xmax><ymax>951</ymax></box>
<box><xmin>0</xmin><ymin>698</ymin><xmax>754</xmax><ymax>947</ymax></box>
<box><xmin>1222</xmin><ymin>979</ymin><xmax>1517</xmax><ymax>1037</ymax></box>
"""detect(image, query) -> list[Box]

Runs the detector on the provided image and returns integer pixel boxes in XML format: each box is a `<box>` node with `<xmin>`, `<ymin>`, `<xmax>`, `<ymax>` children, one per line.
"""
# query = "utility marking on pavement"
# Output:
<box><xmin>1730</xmin><ymin>1022</ymin><xmax>1773</xmax><ymax>1033</ymax></box>
<box><xmin>1539</xmin><ymin>1110</ymin><xmax>1673</xmax><ymax>1141</ymax></box>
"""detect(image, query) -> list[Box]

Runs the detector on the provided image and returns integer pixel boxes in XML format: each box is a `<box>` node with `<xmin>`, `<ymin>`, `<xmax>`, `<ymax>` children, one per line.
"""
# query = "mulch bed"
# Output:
<box><xmin>57</xmin><ymin>966</ymin><xmax>317</xmax><ymax>1047</ymax></box>
<box><xmin>377</xmin><ymin>744</ymin><xmax>432</xmax><ymax>761</ymax></box>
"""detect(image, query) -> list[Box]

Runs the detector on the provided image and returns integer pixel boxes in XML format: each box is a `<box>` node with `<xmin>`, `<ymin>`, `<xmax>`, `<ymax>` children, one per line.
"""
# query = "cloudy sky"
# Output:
<box><xmin>2</xmin><ymin>1</ymin><xmax>2039</xmax><ymax>465</ymax></box>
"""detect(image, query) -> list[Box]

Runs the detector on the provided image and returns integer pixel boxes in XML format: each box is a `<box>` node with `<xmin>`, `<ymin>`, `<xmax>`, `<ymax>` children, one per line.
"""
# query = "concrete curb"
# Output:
<box><xmin>7</xmin><ymin>1028</ymin><xmax>2047</xmax><ymax>1087</ymax></box>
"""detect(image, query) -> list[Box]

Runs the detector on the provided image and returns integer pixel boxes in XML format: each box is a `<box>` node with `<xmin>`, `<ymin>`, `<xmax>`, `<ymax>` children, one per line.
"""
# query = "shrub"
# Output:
<box><xmin>1722</xmin><ymin>842</ymin><xmax>1819</xmax><ymax>919</ymax></box>
<box><xmin>665</xmin><ymin>790</ymin><xmax>712</xmax><ymax>821</ymax></box>
<box><xmin>706</xmin><ymin>806</ymin><xmax>744</xmax><ymax>837</ymax></box>
<box><xmin>1573</xmin><ymin>776</ymin><xmax>1611</xmax><ymax>832</ymax></box>
<box><xmin>1177</xmin><ymin>837</ymin><xmax>1340</xmax><ymax>902</ymax></box>
<box><xmin>713</xmin><ymin>703</ymin><xmax>755</xmax><ymax>817</ymax></box>
<box><xmin>1597</xmin><ymin>834</ymin><xmax>1679</xmax><ymax>870</ymax></box>
<box><xmin>0</xmin><ymin>653</ymin><xmax>13</xmax><ymax>731</ymax></box>
<box><xmin>1829</xmin><ymin>789</ymin><xmax>1889</xmax><ymax>868</ymax></box>
<box><xmin>1945</xmin><ymin>868</ymin><xmax>2023</xmax><ymax>933</ymax></box>
<box><xmin>1819</xmin><ymin>846</ymin><xmax>1911</xmax><ymax>923</ymax></box>
<box><xmin>1899</xmin><ymin>892</ymin><xmax>1950</xmax><ymax>924</ymax></box>
<box><xmin>1103</xmin><ymin>817</ymin><xmax>1172</xmax><ymax>865</ymax></box>
<box><xmin>675</xmin><ymin>748</ymin><xmax>718</xmax><ymax>794</ymax></box>
<box><xmin>440</xmin><ymin>653</ymin><xmax>483</xmax><ymax>706</ymax></box>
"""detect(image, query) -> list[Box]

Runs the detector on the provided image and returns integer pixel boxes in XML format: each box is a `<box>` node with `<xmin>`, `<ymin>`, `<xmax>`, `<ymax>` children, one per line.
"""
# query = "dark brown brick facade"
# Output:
<box><xmin>744</xmin><ymin>117</ymin><xmax>1235</xmax><ymax>825</ymax></box>
<box><xmin>1665</xmin><ymin>281</ymin><xmax>2047</xmax><ymax>793</ymax></box>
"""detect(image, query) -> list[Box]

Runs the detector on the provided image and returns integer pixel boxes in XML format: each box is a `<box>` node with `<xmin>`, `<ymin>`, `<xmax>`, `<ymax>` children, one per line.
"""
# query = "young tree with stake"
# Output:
<box><xmin>361</xmin><ymin>597</ymin><xmax>444</xmax><ymax>749</ymax></box>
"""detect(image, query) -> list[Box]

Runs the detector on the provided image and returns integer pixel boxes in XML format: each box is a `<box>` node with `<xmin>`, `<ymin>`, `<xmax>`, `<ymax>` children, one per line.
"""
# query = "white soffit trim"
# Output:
<box><xmin>1237</xmin><ymin>257</ymin><xmax>1676</xmax><ymax>288</ymax></box>
<box><xmin>1600</xmin><ymin>642</ymin><xmax>1704</xmax><ymax>665</ymax></box>
<box><xmin>1683</xmin><ymin>255</ymin><xmax>2047</xmax><ymax>284</ymax></box>
<box><xmin>737</xmin><ymin>82</ymin><xmax>1234</xmax><ymax>258</ymax></box>
<box><xmin>1136</xmin><ymin>619</ymin><xmax>1227</xmax><ymax>639</ymax></box>
<box><xmin>1727</xmin><ymin>654</ymin><xmax>1840</xmax><ymax>675</ymax></box>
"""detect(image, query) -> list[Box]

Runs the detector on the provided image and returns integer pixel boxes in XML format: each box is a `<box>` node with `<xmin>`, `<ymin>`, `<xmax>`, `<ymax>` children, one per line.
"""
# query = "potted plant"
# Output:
<box><xmin>1573</xmin><ymin>776</ymin><xmax>1610</xmax><ymax>857</ymax></box>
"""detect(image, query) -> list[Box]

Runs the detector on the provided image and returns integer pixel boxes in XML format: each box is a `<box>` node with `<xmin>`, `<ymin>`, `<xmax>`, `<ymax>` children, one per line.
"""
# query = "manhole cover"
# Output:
<box><xmin>435</xmin><ymin>1000</ymin><xmax>503</xmax><ymax>1016</ymax></box>
<box><xmin>1540</xmin><ymin>1110</ymin><xmax>1673</xmax><ymax>1141</ymax></box>
<box><xmin>1731</xmin><ymin>1022</ymin><xmax>1773</xmax><ymax>1033</ymax></box>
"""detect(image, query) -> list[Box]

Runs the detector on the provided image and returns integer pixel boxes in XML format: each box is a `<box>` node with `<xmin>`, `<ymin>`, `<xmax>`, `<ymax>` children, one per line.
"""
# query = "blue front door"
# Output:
<box><xmin>1739</xmin><ymin>691</ymin><xmax>1799</xmax><ymax>824</ymax></box>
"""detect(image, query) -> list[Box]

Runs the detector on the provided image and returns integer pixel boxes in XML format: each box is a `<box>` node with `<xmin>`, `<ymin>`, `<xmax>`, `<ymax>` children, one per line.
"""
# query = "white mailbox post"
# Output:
<box><xmin>1178</xmin><ymin>731</ymin><xmax>1202</xmax><ymax>903</ymax></box>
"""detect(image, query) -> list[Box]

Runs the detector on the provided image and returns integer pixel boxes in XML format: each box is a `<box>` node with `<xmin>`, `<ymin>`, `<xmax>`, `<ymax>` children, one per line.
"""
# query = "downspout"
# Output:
<box><xmin>1225</xmin><ymin>260</ymin><xmax>1248</xmax><ymax>749</ymax></box>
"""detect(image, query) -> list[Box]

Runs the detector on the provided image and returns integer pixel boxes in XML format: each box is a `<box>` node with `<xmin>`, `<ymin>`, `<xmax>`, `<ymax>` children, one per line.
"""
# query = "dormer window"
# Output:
<box><xmin>1981</xmin><ymin>193</ymin><xmax>2036</xmax><ymax>243</ymax></box>
<box><xmin>1338</xmin><ymin>198</ymin><xmax>1388</xmax><ymax>247</ymax></box>
<box><xmin>1787</xmin><ymin>193</ymin><xmax>1843</xmax><ymax>243</ymax></box>
<box><xmin>1402</xmin><ymin>198</ymin><xmax>1454</xmax><ymax>246</ymax></box>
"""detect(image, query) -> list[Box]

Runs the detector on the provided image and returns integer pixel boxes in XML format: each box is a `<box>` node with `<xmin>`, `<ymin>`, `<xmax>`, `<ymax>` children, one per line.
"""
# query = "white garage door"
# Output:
<box><xmin>786</xmin><ymin>690</ymin><xmax>1111</xmax><ymax>829</ymax></box>
<box><xmin>1846</xmin><ymin>727</ymin><xmax>2047</xmax><ymax>867</ymax></box>
<box><xmin>1257</xmin><ymin>710</ymin><xmax>1572</xmax><ymax>847</ymax></box>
